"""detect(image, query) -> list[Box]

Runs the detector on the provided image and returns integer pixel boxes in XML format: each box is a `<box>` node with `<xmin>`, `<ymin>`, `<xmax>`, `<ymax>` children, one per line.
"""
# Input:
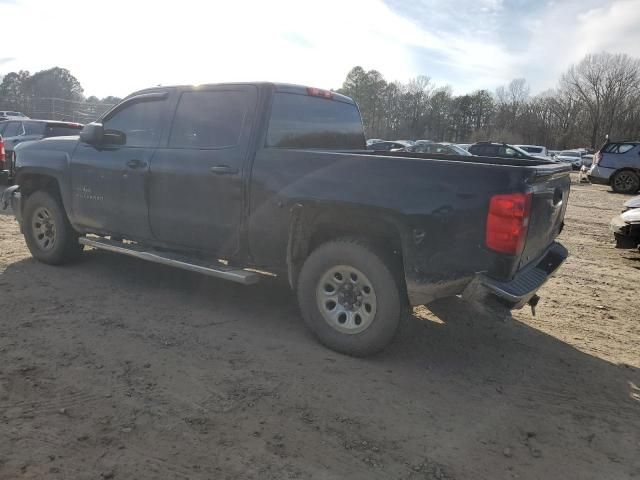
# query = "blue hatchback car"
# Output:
<box><xmin>588</xmin><ymin>141</ymin><xmax>640</xmax><ymax>194</ymax></box>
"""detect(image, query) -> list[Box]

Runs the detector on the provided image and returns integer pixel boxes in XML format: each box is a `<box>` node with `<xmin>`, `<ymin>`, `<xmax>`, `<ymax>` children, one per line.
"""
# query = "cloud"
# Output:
<box><xmin>388</xmin><ymin>0</ymin><xmax>640</xmax><ymax>93</ymax></box>
<box><xmin>0</xmin><ymin>0</ymin><xmax>639</xmax><ymax>97</ymax></box>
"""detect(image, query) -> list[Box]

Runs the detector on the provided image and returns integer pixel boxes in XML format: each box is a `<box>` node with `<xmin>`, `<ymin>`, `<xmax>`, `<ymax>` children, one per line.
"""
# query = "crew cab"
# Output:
<box><xmin>1</xmin><ymin>82</ymin><xmax>571</xmax><ymax>356</ymax></box>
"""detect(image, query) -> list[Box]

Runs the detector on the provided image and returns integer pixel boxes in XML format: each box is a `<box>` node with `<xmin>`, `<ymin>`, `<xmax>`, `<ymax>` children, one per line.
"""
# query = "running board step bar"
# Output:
<box><xmin>79</xmin><ymin>237</ymin><xmax>260</xmax><ymax>285</ymax></box>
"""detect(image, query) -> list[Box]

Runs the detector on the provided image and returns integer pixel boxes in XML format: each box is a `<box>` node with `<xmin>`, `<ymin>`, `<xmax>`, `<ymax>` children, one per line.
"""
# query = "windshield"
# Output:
<box><xmin>511</xmin><ymin>145</ymin><xmax>531</xmax><ymax>156</ymax></box>
<box><xmin>448</xmin><ymin>144</ymin><xmax>472</xmax><ymax>155</ymax></box>
<box><xmin>520</xmin><ymin>146</ymin><xmax>543</xmax><ymax>154</ymax></box>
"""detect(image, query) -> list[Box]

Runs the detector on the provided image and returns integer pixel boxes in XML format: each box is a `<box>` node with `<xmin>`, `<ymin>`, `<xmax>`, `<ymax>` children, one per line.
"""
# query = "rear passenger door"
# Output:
<box><xmin>148</xmin><ymin>86</ymin><xmax>257</xmax><ymax>255</ymax></box>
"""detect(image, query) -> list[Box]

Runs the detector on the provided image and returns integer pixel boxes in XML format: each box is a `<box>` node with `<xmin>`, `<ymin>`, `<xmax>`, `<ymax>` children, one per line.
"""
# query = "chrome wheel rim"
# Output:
<box><xmin>32</xmin><ymin>207</ymin><xmax>56</xmax><ymax>251</ymax></box>
<box><xmin>316</xmin><ymin>265</ymin><xmax>377</xmax><ymax>334</ymax></box>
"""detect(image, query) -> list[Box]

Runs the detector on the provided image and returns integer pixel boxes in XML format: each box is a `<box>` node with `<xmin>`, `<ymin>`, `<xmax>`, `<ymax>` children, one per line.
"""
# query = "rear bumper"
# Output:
<box><xmin>462</xmin><ymin>242</ymin><xmax>568</xmax><ymax>309</ymax></box>
<box><xmin>588</xmin><ymin>165</ymin><xmax>614</xmax><ymax>185</ymax></box>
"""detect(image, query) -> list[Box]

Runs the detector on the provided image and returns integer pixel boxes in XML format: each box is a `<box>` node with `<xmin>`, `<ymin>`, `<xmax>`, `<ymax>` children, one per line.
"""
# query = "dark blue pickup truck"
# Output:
<box><xmin>1</xmin><ymin>82</ymin><xmax>571</xmax><ymax>356</ymax></box>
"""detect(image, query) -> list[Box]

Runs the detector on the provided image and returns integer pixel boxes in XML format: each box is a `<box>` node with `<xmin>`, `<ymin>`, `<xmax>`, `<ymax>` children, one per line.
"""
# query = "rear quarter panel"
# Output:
<box><xmin>247</xmin><ymin>149</ymin><xmax>547</xmax><ymax>288</ymax></box>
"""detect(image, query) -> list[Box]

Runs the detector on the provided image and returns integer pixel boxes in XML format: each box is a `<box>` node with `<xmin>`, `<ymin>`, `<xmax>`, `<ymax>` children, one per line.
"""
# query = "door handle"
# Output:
<box><xmin>210</xmin><ymin>165</ymin><xmax>239</xmax><ymax>175</ymax></box>
<box><xmin>126</xmin><ymin>159</ymin><xmax>147</xmax><ymax>169</ymax></box>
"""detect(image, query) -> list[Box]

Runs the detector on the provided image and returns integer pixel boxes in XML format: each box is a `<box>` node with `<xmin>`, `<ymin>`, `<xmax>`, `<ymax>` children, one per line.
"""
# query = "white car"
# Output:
<box><xmin>516</xmin><ymin>145</ymin><xmax>550</xmax><ymax>159</ymax></box>
<box><xmin>0</xmin><ymin>111</ymin><xmax>29</xmax><ymax>120</ymax></box>
<box><xmin>556</xmin><ymin>150</ymin><xmax>584</xmax><ymax>169</ymax></box>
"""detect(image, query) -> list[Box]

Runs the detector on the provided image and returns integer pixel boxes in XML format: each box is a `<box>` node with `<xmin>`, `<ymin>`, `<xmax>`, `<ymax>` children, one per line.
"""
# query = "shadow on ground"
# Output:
<box><xmin>1</xmin><ymin>249</ymin><xmax>639</xmax><ymax>479</ymax></box>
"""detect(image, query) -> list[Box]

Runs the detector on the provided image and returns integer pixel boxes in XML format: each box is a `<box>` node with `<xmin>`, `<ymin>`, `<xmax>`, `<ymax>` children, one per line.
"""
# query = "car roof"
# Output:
<box><xmin>126</xmin><ymin>82</ymin><xmax>356</xmax><ymax>105</ymax></box>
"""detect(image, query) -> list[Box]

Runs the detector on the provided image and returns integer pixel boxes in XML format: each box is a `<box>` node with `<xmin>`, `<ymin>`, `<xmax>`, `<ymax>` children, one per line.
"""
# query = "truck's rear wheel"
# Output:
<box><xmin>611</xmin><ymin>170</ymin><xmax>640</xmax><ymax>194</ymax></box>
<box><xmin>297</xmin><ymin>239</ymin><xmax>403</xmax><ymax>356</ymax></box>
<box><xmin>23</xmin><ymin>190</ymin><xmax>83</xmax><ymax>265</ymax></box>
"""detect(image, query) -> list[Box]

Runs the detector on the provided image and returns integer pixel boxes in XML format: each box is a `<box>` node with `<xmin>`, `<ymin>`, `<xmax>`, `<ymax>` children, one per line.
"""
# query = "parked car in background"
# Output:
<box><xmin>556</xmin><ymin>150</ymin><xmax>584</xmax><ymax>170</ymax></box>
<box><xmin>413</xmin><ymin>142</ymin><xmax>471</xmax><ymax>156</ymax></box>
<box><xmin>0</xmin><ymin>111</ymin><xmax>28</xmax><ymax>121</ymax></box>
<box><xmin>367</xmin><ymin>140</ymin><xmax>413</xmax><ymax>151</ymax></box>
<box><xmin>548</xmin><ymin>149</ymin><xmax>561</xmax><ymax>158</ymax></box>
<box><xmin>0</xmin><ymin>119</ymin><xmax>84</xmax><ymax>182</ymax></box>
<box><xmin>581</xmin><ymin>154</ymin><xmax>594</xmax><ymax>168</ymax></box>
<box><xmin>412</xmin><ymin>139</ymin><xmax>432</xmax><ymax>149</ymax></box>
<box><xmin>588</xmin><ymin>141</ymin><xmax>640</xmax><ymax>194</ymax></box>
<box><xmin>468</xmin><ymin>142</ymin><xmax>537</xmax><ymax>159</ymax></box>
<box><xmin>610</xmin><ymin>195</ymin><xmax>640</xmax><ymax>249</ymax></box>
<box><xmin>366</xmin><ymin>138</ymin><xmax>384</xmax><ymax>146</ymax></box>
<box><xmin>516</xmin><ymin>145</ymin><xmax>549</xmax><ymax>159</ymax></box>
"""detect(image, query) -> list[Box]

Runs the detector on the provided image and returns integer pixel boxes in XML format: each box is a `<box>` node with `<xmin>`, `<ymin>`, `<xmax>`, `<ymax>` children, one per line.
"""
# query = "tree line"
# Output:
<box><xmin>2</xmin><ymin>52</ymin><xmax>639</xmax><ymax>148</ymax></box>
<box><xmin>0</xmin><ymin>67</ymin><xmax>121</xmax><ymax>121</ymax></box>
<box><xmin>337</xmin><ymin>52</ymin><xmax>640</xmax><ymax>149</ymax></box>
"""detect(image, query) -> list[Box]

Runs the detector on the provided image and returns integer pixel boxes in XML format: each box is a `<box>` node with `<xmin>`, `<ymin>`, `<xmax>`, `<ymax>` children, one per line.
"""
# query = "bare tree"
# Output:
<box><xmin>561</xmin><ymin>52</ymin><xmax>640</xmax><ymax>147</ymax></box>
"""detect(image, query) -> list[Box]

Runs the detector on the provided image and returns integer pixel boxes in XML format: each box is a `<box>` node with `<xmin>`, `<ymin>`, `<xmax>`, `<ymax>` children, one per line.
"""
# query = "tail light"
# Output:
<box><xmin>307</xmin><ymin>87</ymin><xmax>333</xmax><ymax>99</ymax></box>
<box><xmin>594</xmin><ymin>151</ymin><xmax>602</xmax><ymax>165</ymax></box>
<box><xmin>0</xmin><ymin>138</ymin><xmax>5</xmax><ymax>170</ymax></box>
<box><xmin>486</xmin><ymin>192</ymin><xmax>532</xmax><ymax>255</ymax></box>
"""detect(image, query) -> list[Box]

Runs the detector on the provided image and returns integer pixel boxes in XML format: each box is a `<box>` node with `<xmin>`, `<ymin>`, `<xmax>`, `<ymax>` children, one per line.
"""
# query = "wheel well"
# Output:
<box><xmin>287</xmin><ymin>211</ymin><xmax>405</xmax><ymax>289</ymax></box>
<box><xmin>18</xmin><ymin>174</ymin><xmax>62</xmax><ymax>200</ymax></box>
<box><xmin>613</xmin><ymin>167</ymin><xmax>640</xmax><ymax>174</ymax></box>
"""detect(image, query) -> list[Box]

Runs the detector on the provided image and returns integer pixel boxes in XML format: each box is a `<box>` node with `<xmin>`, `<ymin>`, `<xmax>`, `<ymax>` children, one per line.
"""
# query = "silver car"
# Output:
<box><xmin>588</xmin><ymin>141</ymin><xmax>640</xmax><ymax>194</ymax></box>
<box><xmin>556</xmin><ymin>150</ymin><xmax>583</xmax><ymax>170</ymax></box>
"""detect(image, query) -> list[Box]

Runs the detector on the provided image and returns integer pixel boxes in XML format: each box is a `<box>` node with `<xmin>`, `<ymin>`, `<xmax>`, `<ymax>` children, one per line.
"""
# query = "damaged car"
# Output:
<box><xmin>611</xmin><ymin>195</ymin><xmax>640</xmax><ymax>249</ymax></box>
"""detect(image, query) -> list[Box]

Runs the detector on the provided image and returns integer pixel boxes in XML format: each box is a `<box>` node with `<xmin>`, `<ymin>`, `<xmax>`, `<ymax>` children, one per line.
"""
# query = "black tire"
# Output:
<box><xmin>297</xmin><ymin>239</ymin><xmax>404</xmax><ymax>356</ymax></box>
<box><xmin>23</xmin><ymin>190</ymin><xmax>83</xmax><ymax>265</ymax></box>
<box><xmin>611</xmin><ymin>170</ymin><xmax>640</xmax><ymax>194</ymax></box>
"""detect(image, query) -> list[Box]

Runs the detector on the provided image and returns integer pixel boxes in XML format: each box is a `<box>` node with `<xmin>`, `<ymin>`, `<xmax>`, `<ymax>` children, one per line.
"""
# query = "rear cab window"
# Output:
<box><xmin>267</xmin><ymin>92</ymin><xmax>365</xmax><ymax>149</ymax></box>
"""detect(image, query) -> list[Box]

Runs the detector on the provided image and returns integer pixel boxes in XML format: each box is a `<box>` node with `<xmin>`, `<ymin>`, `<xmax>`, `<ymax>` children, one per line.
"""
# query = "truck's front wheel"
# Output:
<box><xmin>23</xmin><ymin>190</ymin><xmax>83</xmax><ymax>265</ymax></box>
<box><xmin>297</xmin><ymin>239</ymin><xmax>403</xmax><ymax>356</ymax></box>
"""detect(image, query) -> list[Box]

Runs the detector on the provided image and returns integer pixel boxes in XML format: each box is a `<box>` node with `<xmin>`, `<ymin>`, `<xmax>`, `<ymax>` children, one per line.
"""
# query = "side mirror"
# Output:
<box><xmin>79</xmin><ymin>122</ymin><xmax>104</xmax><ymax>145</ymax></box>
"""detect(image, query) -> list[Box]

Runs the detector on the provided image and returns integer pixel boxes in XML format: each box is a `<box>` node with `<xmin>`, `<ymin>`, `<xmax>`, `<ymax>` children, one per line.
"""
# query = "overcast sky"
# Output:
<box><xmin>1</xmin><ymin>0</ymin><xmax>639</xmax><ymax>98</ymax></box>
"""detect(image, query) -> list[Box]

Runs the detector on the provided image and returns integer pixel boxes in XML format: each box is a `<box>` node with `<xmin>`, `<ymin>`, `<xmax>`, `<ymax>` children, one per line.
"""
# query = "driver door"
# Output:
<box><xmin>70</xmin><ymin>93</ymin><xmax>169</xmax><ymax>240</ymax></box>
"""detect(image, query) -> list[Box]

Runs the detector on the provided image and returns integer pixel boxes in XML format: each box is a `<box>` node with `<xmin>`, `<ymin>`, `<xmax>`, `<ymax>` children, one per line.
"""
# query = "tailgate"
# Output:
<box><xmin>519</xmin><ymin>166</ymin><xmax>571</xmax><ymax>269</ymax></box>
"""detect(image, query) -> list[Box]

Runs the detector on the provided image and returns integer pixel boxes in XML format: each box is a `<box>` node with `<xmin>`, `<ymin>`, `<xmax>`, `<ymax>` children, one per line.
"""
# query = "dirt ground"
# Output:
<box><xmin>0</xmin><ymin>176</ymin><xmax>639</xmax><ymax>480</ymax></box>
